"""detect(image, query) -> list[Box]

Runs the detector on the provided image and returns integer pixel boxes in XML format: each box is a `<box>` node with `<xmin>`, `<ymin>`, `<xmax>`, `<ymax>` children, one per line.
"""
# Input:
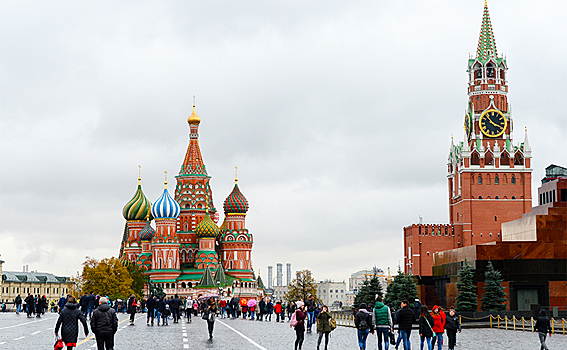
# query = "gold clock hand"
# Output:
<box><xmin>488</xmin><ymin>117</ymin><xmax>501</xmax><ymax>128</ymax></box>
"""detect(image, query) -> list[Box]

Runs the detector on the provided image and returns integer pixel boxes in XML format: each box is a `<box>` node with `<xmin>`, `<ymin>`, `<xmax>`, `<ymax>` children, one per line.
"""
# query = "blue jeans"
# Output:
<box><xmin>400</xmin><ymin>329</ymin><xmax>412</xmax><ymax>350</ymax></box>
<box><xmin>420</xmin><ymin>336</ymin><xmax>432</xmax><ymax>350</ymax></box>
<box><xmin>16</xmin><ymin>304</ymin><xmax>21</xmax><ymax>313</ymax></box>
<box><xmin>307</xmin><ymin>311</ymin><xmax>315</xmax><ymax>331</ymax></box>
<box><xmin>155</xmin><ymin>310</ymin><xmax>162</xmax><ymax>324</ymax></box>
<box><xmin>431</xmin><ymin>333</ymin><xmax>443</xmax><ymax>350</ymax></box>
<box><xmin>250</xmin><ymin>310</ymin><xmax>255</xmax><ymax>319</ymax></box>
<box><xmin>376</xmin><ymin>328</ymin><xmax>390</xmax><ymax>350</ymax></box>
<box><xmin>357</xmin><ymin>328</ymin><xmax>370</xmax><ymax>349</ymax></box>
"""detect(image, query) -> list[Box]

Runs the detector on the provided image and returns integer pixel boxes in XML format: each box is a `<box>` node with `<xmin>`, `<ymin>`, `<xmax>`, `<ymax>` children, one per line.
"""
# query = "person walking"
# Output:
<box><xmin>305</xmin><ymin>295</ymin><xmax>316</xmax><ymax>333</ymax></box>
<box><xmin>397</xmin><ymin>300</ymin><xmax>416</xmax><ymax>350</ymax></box>
<box><xmin>171</xmin><ymin>294</ymin><xmax>182</xmax><ymax>323</ymax></box>
<box><xmin>58</xmin><ymin>294</ymin><xmax>67</xmax><ymax>314</ymax></box>
<box><xmin>90</xmin><ymin>297</ymin><xmax>118</xmax><ymax>350</ymax></box>
<box><xmin>430</xmin><ymin>306</ymin><xmax>445</xmax><ymax>350</ymax></box>
<box><xmin>418</xmin><ymin>305</ymin><xmax>434</xmax><ymax>350</ymax></box>
<box><xmin>266</xmin><ymin>299</ymin><xmax>274</xmax><ymax>321</ymax></box>
<box><xmin>444</xmin><ymin>307</ymin><xmax>461</xmax><ymax>350</ymax></box>
<box><xmin>156</xmin><ymin>296</ymin><xmax>165</xmax><ymax>326</ymax></box>
<box><xmin>14</xmin><ymin>295</ymin><xmax>22</xmax><ymax>314</ymax></box>
<box><xmin>146</xmin><ymin>295</ymin><xmax>156</xmax><ymax>326</ymax></box>
<box><xmin>219</xmin><ymin>298</ymin><xmax>227</xmax><ymax>319</ymax></box>
<box><xmin>291</xmin><ymin>301</ymin><xmax>307</xmax><ymax>350</ymax></box>
<box><xmin>55</xmin><ymin>296</ymin><xmax>89</xmax><ymax>350</ymax></box>
<box><xmin>373</xmin><ymin>295</ymin><xmax>393</xmax><ymax>350</ymax></box>
<box><xmin>205</xmin><ymin>297</ymin><xmax>217</xmax><ymax>339</ymax></box>
<box><xmin>25</xmin><ymin>294</ymin><xmax>34</xmax><ymax>317</ymax></box>
<box><xmin>316</xmin><ymin>305</ymin><xmax>332</xmax><ymax>350</ymax></box>
<box><xmin>36</xmin><ymin>295</ymin><xmax>45</xmax><ymax>318</ymax></box>
<box><xmin>185</xmin><ymin>297</ymin><xmax>193</xmax><ymax>322</ymax></box>
<box><xmin>275</xmin><ymin>301</ymin><xmax>283</xmax><ymax>322</ymax></box>
<box><xmin>87</xmin><ymin>292</ymin><xmax>95</xmax><ymax>320</ymax></box>
<box><xmin>127</xmin><ymin>294</ymin><xmax>137</xmax><ymax>325</ymax></box>
<box><xmin>355</xmin><ymin>303</ymin><xmax>374</xmax><ymax>350</ymax></box>
<box><xmin>535</xmin><ymin>309</ymin><xmax>552</xmax><ymax>350</ymax></box>
<box><xmin>79</xmin><ymin>292</ymin><xmax>89</xmax><ymax>318</ymax></box>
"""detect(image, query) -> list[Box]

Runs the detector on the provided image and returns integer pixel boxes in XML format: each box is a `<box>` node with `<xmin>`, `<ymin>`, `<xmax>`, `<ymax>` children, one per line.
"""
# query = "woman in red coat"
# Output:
<box><xmin>275</xmin><ymin>301</ymin><xmax>283</xmax><ymax>322</ymax></box>
<box><xmin>430</xmin><ymin>305</ymin><xmax>446</xmax><ymax>350</ymax></box>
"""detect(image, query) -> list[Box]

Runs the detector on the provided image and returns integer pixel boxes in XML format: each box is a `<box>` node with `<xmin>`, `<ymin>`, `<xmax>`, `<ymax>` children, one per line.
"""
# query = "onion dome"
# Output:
<box><xmin>223</xmin><ymin>179</ymin><xmax>249</xmax><ymax>214</ymax></box>
<box><xmin>196</xmin><ymin>211</ymin><xmax>220</xmax><ymax>238</ymax></box>
<box><xmin>187</xmin><ymin>105</ymin><xmax>201</xmax><ymax>125</ymax></box>
<box><xmin>139</xmin><ymin>219</ymin><xmax>155</xmax><ymax>241</ymax></box>
<box><xmin>123</xmin><ymin>177</ymin><xmax>152</xmax><ymax>220</ymax></box>
<box><xmin>151</xmin><ymin>176</ymin><xmax>181</xmax><ymax>219</ymax></box>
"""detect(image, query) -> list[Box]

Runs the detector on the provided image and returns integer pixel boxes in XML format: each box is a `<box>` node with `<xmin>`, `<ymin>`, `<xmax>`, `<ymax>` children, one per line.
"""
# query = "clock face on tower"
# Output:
<box><xmin>464</xmin><ymin>113</ymin><xmax>472</xmax><ymax>140</ymax></box>
<box><xmin>479</xmin><ymin>109</ymin><xmax>507</xmax><ymax>138</ymax></box>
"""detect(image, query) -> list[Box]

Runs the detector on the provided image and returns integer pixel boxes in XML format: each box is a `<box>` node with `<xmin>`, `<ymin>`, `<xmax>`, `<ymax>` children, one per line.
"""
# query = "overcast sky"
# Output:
<box><xmin>1</xmin><ymin>1</ymin><xmax>566</xmax><ymax>283</ymax></box>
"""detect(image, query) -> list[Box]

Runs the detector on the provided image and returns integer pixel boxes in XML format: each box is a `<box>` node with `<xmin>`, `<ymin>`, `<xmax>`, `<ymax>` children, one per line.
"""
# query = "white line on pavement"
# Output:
<box><xmin>217</xmin><ymin>320</ymin><xmax>268</xmax><ymax>350</ymax></box>
<box><xmin>0</xmin><ymin>342</ymin><xmax>6</xmax><ymax>345</ymax></box>
<box><xmin>31</xmin><ymin>330</ymin><xmax>42</xmax><ymax>335</ymax></box>
<box><xmin>0</xmin><ymin>316</ymin><xmax>55</xmax><ymax>330</ymax></box>
<box><xmin>13</xmin><ymin>336</ymin><xmax>25</xmax><ymax>340</ymax></box>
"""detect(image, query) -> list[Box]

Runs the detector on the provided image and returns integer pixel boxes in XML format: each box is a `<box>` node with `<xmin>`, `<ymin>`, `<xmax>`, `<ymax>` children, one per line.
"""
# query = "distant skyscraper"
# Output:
<box><xmin>286</xmin><ymin>263</ymin><xmax>291</xmax><ymax>285</ymax></box>
<box><xmin>276</xmin><ymin>263</ymin><xmax>283</xmax><ymax>286</ymax></box>
<box><xmin>268</xmin><ymin>266</ymin><xmax>273</xmax><ymax>289</ymax></box>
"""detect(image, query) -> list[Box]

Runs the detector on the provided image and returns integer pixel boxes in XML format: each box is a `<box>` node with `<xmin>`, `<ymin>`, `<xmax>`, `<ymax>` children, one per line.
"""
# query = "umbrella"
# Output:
<box><xmin>247</xmin><ymin>299</ymin><xmax>257</xmax><ymax>307</ymax></box>
<box><xmin>206</xmin><ymin>294</ymin><xmax>219</xmax><ymax>299</ymax></box>
<box><xmin>239</xmin><ymin>298</ymin><xmax>247</xmax><ymax>306</ymax></box>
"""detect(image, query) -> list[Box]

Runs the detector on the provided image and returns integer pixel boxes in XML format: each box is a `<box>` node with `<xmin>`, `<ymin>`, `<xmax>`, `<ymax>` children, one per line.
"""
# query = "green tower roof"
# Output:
<box><xmin>199</xmin><ymin>265</ymin><xmax>216</xmax><ymax>287</ymax></box>
<box><xmin>214</xmin><ymin>263</ymin><xmax>227</xmax><ymax>285</ymax></box>
<box><xmin>476</xmin><ymin>1</ymin><xmax>498</xmax><ymax>62</ymax></box>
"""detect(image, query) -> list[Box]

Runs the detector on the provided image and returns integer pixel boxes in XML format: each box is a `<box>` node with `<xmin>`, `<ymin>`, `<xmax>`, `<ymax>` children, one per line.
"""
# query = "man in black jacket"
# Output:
<box><xmin>170</xmin><ymin>294</ymin><xmax>182</xmax><ymax>323</ymax></box>
<box><xmin>91</xmin><ymin>297</ymin><xmax>118</xmax><ymax>350</ymax></box>
<box><xmin>305</xmin><ymin>295</ymin><xmax>317</xmax><ymax>333</ymax></box>
<box><xmin>25</xmin><ymin>294</ymin><xmax>35</xmax><ymax>318</ymax></box>
<box><xmin>146</xmin><ymin>295</ymin><xmax>156</xmax><ymax>326</ymax></box>
<box><xmin>535</xmin><ymin>309</ymin><xmax>552</xmax><ymax>350</ymax></box>
<box><xmin>396</xmin><ymin>300</ymin><xmax>415</xmax><ymax>350</ymax></box>
<box><xmin>79</xmin><ymin>292</ymin><xmax>89</xmax><ymax>317</ymax></box>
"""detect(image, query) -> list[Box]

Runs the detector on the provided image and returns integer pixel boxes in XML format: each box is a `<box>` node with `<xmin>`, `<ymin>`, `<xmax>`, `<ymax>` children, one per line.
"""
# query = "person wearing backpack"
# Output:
<box><xmin>90</xmin><ymin>297</ymin><xmax>118</xmax><ymax>350</ymax></box>
<box><xmin>291</xmin><ymin>301</ymin><xmax>307</xmax><ymax>350</ymax></box>
<box><xmin>316</xmin><ymin>305</ymin><xmax>332</xmax><ymax>350</ymax></box>
<box><xmin>418</xmin><ymin>305</ymin><xmax>434</xmax><ymax>350</ymax></box>
<box><xmin>355</xmin><ymin>303</ymin><xmax>374</xmax><ymax>350</ymax></box>
<box><xmin>373</xmin><ymin>296</ymin><xmax>393</xmax><ymax>350</ymax></box>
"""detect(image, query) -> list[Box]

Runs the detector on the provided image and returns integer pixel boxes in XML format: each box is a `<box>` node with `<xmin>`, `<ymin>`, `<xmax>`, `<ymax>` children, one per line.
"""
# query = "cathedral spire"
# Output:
<box><xmin>179</xmin><ymin>102</ymin><xmax>207</xmax><ymax>176</ymax></box>
<box><xmin>476</xmin><ymin>0</ymin><xmax>498</xmax><ymax>61</ymax></box>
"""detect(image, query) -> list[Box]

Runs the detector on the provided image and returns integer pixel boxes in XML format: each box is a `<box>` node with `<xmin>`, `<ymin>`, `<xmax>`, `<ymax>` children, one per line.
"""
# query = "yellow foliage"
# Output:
<box><xmin>81</xmin><ymin>257</ymin><xmax>134</xmax><ymax>300</ymax></box>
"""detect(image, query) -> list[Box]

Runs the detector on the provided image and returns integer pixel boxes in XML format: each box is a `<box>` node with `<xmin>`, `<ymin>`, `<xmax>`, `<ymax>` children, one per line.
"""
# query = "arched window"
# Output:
<box><xmin>479</xmin><ymin>196</ymin><xmax>483</xmax><ymax>199</ymax></box>
<box><xmin>471</xmin><ymin>152</ymin><xmax>480</xmax><ymax>166</ymax></box>
<box><xmin>512</xmin><ymin>196</ymin><xmax>516</xmax><ymax>200</ymax></box>
<box><xmin>511</xmin><ymin>175</ymin><xmax>516</xmax><ymax>184</ymax></box>
<box><xmin>188</xmin><ymin>250</ymin><xmax>193</xmax><ymax>259</ymax></box>
<box><xmin>487</xmin><ymin>63</ymin><xmax>495</xmax><ymax>78</ymax></box>
<box><xmin>495</xmin><ymin>175</ymin><xmax>499</xmax><ymax>185</ymax></box>
<box><xmin>478</xmin><ymin>175</ymin><xmax>482</xmax><ymax>185</ymax></box>
<box><xmin>495</xmin><ymin>196</ymin><xmax>499</xmax><ymax>199</ymax></box>
<box><xmin>514</xmin><ymin>153</ymin><xmax>524</xmax><ymax>165</ymax></box>
<box><xmin>184</xmin><ymin>222</ymin><xmax>188</xmax><ymax>231</ymax></box>
<box><xmin>485</xmin><ymin>152</ymin><xmax>494</xmax><ymax>165</ymax></box>
<box><xmin>501</xmin><ymin>152</ymin><xmax>510</xmax><ymax>166</ymax></box>
<box><xmin>475</xmin><ymin>65</ymin><xmax>482</xmax><ymax>79</ymax></box>
<box><xmin>181</xmin><ymin>282</ymin><xmax>186</xmax><ymax>288</ymax></box>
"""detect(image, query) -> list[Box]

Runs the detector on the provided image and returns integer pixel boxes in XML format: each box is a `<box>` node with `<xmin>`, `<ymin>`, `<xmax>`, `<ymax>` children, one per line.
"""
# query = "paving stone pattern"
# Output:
<box><xmin>0</xmin><ymin>312</ymin><xmax>566</xmax><ymax>349</ymax></box>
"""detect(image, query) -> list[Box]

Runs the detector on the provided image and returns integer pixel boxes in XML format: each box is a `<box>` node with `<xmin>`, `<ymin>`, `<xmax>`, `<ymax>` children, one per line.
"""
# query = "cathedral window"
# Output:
<box><xmin>495</xmin><ymin>175</ymin><xmax>499</xmax><ymax>184</ymax></box>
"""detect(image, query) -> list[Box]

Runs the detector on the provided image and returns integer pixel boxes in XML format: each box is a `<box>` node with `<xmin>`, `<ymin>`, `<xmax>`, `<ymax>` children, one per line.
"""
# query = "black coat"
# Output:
<box><xmin>156</xmin><ymin>299</ymin><xmax>166</xmax><ymax>312</ymax></box>
<box><xmin>535</xmin><ymin>316</ymin><xmax>551</xmax><ymax>334</ymax></box>
<box><xmin>79</xmin><ymin>295</ymin><xmax>89</xmax><ymax>310</ymax></box>
<box><xmin>396</xmin><ymin>306</ymin><xmax>415</xmax><ymax>331</ymax></box>
<box><xmin>355</xmin><ymin>310</ymin><xmax>373</xmax><ymax>330</ymax></box>
<box><xmin>146</xmin><ymin>297</ymin><xmax>157</xmax><ymax>310</ymax></box>
<box><xmin>419</xmin><ymin>314</ymin><xmax>434</xmax><ymax>337</ymax></box>
<box><xmin>55</xmin><ymin>303</ymin><xmax>88</xmax><ymax>344</ymax></box>
<box><xmin>445</xmin><ymin>313</ymin><xmax>461</xmax><ymax>331</ymax></box>
<box><xmin>170</xmin><ymin>297</ymin><xmax>182</xmax><ymax>309</ymax></box>
<box><xmin>127</xmin><ymin>296</ymin><xmax>137</xmax><ymax>314</ymax></box>
<box><xmin>90</xmin><ymin>303</ymin><xmax>118</xmax><ymax>335</ymax></box>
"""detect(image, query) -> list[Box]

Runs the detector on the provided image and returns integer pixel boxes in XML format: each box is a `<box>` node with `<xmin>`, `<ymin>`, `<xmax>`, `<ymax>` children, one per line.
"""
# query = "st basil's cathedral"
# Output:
<box><xmin>118</xmin><ymin>104</ymin><xmax>263</xmax><ymax>298</ymax></box>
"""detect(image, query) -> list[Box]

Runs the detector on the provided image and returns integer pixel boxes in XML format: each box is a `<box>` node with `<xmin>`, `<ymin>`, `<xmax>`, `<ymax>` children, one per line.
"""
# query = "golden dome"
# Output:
<box><xmin>187</xmin><ymin>106</ymin><xmax>201</xmax><ymax>125</ymax></box>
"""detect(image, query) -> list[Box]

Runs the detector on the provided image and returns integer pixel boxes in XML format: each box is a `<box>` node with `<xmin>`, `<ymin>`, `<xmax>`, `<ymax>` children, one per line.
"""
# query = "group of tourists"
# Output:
<box><xmin>10</xmin><ymin>293</ymin><xmax>49</xmax><ymax>317</ymax></box>
<box><xmin>287</xmin><ymin>296</ymin><xmax>337</xmax><ymax>350</ymax></box>
<box><xmin>353</xmin><ymin>297</ymin><xmax>462</xmax><ymax>350</ymax></box>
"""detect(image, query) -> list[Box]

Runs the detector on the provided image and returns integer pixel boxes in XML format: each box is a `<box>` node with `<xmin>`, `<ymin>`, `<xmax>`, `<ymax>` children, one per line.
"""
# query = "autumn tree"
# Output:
<box><xmin>81</xmin><ymin>257</ymin><xmax>135</xmax><ymax>300</ymax></box>
<box><xmin>285</xmin><ymin>269</ymin><xmax>318</xmax><ymax>303</ymax></box>
<box><xmin>126</xmin><ymin>263</ymin><xmax>147</xmax><ymax>297</ymax></box>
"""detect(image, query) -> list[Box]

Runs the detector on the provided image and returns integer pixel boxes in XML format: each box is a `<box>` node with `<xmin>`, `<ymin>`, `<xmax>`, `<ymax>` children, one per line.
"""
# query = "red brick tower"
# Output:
<box><xmin>448</xmin><ymin>1</ymin><xmax>532</xmax><ymax>247</ymax></box>
<box><xmin>219</xmin><ymin>174</ymin><xmax>254</xmax><ymax>280</ymax></box>
<box><xmin>404</xmin><ymin>2</ymin><xmax>533</xmax><ymax>277</ymax></box>
<box><xmin>174</xmin><ymin>103</ymin><xmax>219</xmax><ymax>269</ymax></box>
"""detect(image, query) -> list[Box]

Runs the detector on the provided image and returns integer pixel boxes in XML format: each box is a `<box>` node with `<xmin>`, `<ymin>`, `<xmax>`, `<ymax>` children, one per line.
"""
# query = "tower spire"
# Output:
<box><xmin>476</xmin><ymin>0</ymin><xmax>498</xmax><ymax>61</ymax></box>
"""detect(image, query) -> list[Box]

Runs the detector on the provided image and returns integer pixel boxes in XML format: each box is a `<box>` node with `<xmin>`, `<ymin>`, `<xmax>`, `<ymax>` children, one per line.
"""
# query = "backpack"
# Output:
<box><xmin>290</xmin><ymin>310</ymin><xmax>298</xmax><ymax>326</ymax></box>
<box><xmin>329</xmin><ymin>317</ymin><xmax>337</xmax><ymax>331</ymax></box>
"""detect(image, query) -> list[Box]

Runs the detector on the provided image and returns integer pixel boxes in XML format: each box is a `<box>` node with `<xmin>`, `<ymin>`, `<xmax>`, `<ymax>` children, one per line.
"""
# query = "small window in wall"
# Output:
<box><xmin>498</xmin><ymin>232</ymin><xmax>501</xmax><ymax>237</ymax></box>
<box><xmin>478</xmin><ymin>175</ymin><xmax>482</xmax><ymax>184</ymax></box>
<box><xmin>490</xmin><ymin>233</ymin><xmax>493</xmax><ymax>237</ymax></box>
<box><xmin>495</xmin><ymin>196</ymin><xmax>499</xmax><ymax>199</ymax></box>
<box><xmin>427</xmin><ymin>252</ymin><xmax>430</xmax><ymax>256</ymax></box>
<box><xmin>480</xmin><ymin>233</ymin><xmax>483</xmax><ymax>237</ymax></box>
<box><xmin>512</xmin><ymin>196</ymin><xmax>516</xmax><ymax>200</ymax></box>
<box><xmin>511</xmin><ymin>175</ymin><xmax>516</xmax><ymax>184</ymax></box>
<box><xmin>479</xmin><ymin>196</ymin><xmax>483</xmax><ymax>199</ymax></box>
<box><xmin>495</xmin><ymin>175</ymin><xmax>499</xmax><ymax>184</ymax></box>
<box><xmin>495</xmin><ymin>216</ymin><xmax>497</xmax><ymax>221</ymax></box>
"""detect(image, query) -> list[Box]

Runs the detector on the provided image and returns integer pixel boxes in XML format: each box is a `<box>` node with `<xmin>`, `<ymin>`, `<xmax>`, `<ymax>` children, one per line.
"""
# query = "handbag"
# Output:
<box><xmin>389</xmin><ymin>332</ymin><xmax>395</xmax><ymax>345</ymax></box>
<box><xmin>54</xmin><ymin>336</ymin><xmax>65</xmax><ymax>350</ymax></box>
<box><xmin>202</xmin><ymin>310</ymin><xmax>209</xmax><ymax>320</ymax></box>
<box><xmin>425</xmin><ymin>317</ymin><xmax>436</xmax><ymax>337</ymax></box>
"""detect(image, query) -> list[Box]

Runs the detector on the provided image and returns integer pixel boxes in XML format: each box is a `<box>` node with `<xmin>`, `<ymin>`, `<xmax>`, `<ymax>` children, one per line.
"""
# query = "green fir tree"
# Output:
<box><xmin>354</xmin><ymin>275</ymin><xmax>384</xmax><ymax>307</ymax></box>
<box><xmin>456</xmin><ymin>260</ymin><xmax>478</xmax><ymax>312</ymax></box>
<box><xmin>384</xmin><ymin>267</ymin><xmax>418</xmax><ymax>310</ymax></box>
<box><xmin>480</xmin><ymin>261</ymin><xmax>507</xmax><ymax>311</ymax></box>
